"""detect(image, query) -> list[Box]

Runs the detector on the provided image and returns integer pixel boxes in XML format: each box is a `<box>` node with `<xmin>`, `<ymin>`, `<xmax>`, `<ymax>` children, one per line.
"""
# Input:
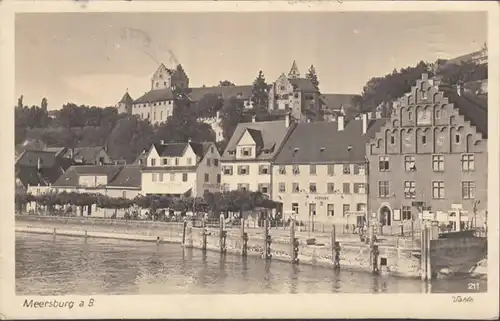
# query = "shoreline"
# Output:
<box><xmin>15</xmin><ymin>224</ymin><xmax>419</xmax><ymax>279</ymax></box>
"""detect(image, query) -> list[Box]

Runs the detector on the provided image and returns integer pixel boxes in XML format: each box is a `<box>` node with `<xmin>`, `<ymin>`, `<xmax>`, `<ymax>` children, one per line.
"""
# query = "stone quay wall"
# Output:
<box><xmin>16</xmin><ymin>215</ymin><xmax>422</xmax><ymax>278</ymax></box>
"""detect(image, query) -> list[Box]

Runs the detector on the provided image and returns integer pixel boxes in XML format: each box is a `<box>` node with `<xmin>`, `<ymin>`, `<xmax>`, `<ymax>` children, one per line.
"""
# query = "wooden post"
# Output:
<box><xmin>202</xmin><ymin>219</ymin><xmax>207</xmax><ymax>251</ymax></box>
<box><xmin>241</xmin><ymin>217</ymin><xmax>247</xmax><ymax>256</ymax></box>
<box><xmin>182</xmin><ymin>220</ymin><xmax>187</xmax><ymax>246</ymax></box>
<box><xmin>264</xmin><ymin>215</ymin><xmax>269</xmax><ymax>259</ymax></box>
<box><xmin>331</xmin><ymin>224</ymin><xmax>336</xmax><ymax>260</ymax></box>
<box><xmin>421</xmin><ymin>227</ymin><xmax>427</xmax><ymax>280</ymax></box>
<box><xmin>426</xmin><ymin>227</ymin><xmax>432</xmax><ymax>280</ymax></box>
<box><xmin>290</xmin><ymin>218</ymin><xmax>296</xmax><ymax>261</ymax></box>
<box><xmin>219</xmin><ymin>214</ymin><xmax>225</xmax><ymax>253</ymax></box>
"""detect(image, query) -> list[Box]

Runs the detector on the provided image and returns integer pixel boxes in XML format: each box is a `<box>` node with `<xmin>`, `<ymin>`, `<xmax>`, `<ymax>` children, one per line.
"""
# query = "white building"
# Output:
<box><xmin>141</xmin><ymin>140</ymin><xmax>221</xmax><ymax>197</ymax></box>
<box><xmin>220</xmin><ymin>114</ymin><xmax>295</xmax><ymax>195</ymax></box>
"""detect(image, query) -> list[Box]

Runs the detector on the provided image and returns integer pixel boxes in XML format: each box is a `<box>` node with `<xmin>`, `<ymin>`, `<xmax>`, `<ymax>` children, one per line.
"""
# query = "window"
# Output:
<box><xmin>390</xmin><ymin>136</ymin><xmax>395</xmax><ymax>144</ymax></box>
<box><xmin>461</xmin><ymin>154</ymin><xmax>475</xmax><ymax>171</ymax></box>
<box><xmin>327</xmin><ymin>204</ymin><xmax>335</xmax><ymax>216</ymax></box>
<box><xmin>279</xmin><ymin>182</ymin><xmax>286</xmax><ymax>193</ymax></box>
<box><xmin>284</xmin><ymin>103</ymin><xmax>290</xmax><ymax>110</ymax></box>
<box><xmin>422</xmin><ymin>90</ymin><xmax>428</xmax><ymax>100</ymax></box>
<box><xmin>309</xmin><ymin>164</ymin><xmax>317</xmax><ymax>175</ymax></box>
<box><xmin>153</xmin><ymin>112</ymin><xmax>156</xmax><ymax>120</ymax></box>
<box><xmin>159</xmin><ymin>173</ymin><xmax>164</xmax><ymax>182</ymax></box>
<box><xmin>343</xmin><ymin>182</ymin><xmax>350</xmax><ymax>194</ymax></box>
<box><xmin>279</xmin><ymin>166</ymin><xmax>286</xmax><ymax>174</ymax></box>
<box><xmin>259</xmin><ymin>184</ymin><xmax>269</xmax><ymax>194</ymax></box>
<box><xmin>237</xmin><ymin>165</ymin><xmax>249</xmax><ymax>175</ymax></box>
<box><xmin>259</xmin><ymin>165</ymin><xmax>270</xmax><ymax>175</ymax></box>
<box><xmin>162</xmin><ymin>158</ymin><xmax>169</xmax><ymax>165</ymax></box>
<box><xmin>241</xmin><ymin>147</ymin><xmax>252</xmax><ymax>157</ymax></box>
<box><xmin>402</xmin><ymin>206</ymin><xmax>412</xmax><ymax>220</ymax></box>
<box><xmin>309</xmin><ymin>183</ymin><xmax>317</xmax><ymax>193</ymax></box>
<box><xmin>151</xmin><ymin>158</ymin><xmax>156</xmax><ymax>166</ymax></box>
<box><xmin>170</xmin><ymin>173</ymin><xmax>175</xmax><ymax>181</ymax></box>
<box><xmin>122</xmin><ymin>191</ymin><xmax>127</xmax><ymax>198</ymax></box>
<box><xmin>309</xmin><ymin>203</ymin><xmax>317</xmax><ymax>216</ymax></box>
<box><xmin>237</xmin><ymin>183</ymin><xmax>249</xmax><ymax>191</ymax></box>
<box><xmin>292</xmin><ymin>203</ymin><xmax>299</xmax><ymax>214</ymax></box>
<box><xmin>379</xmin><ymin>156</ymin><xmax>390</xmax><ymax>171</ymax></box>
<box><xmin>356</xmin><ymin>203</ymin><xmax>366</xmax><ymax>212</ymax></box>
<box><xmin>343</xmin><ymin>164</ymin><xmax>351</xmax><ymax>175</ymax></box>
<box><xmin>206</xmin><ymin>158</ymin><xmax>211</xmax><ymax>166</ymax></box>
<box><xmin>432</xmin><ymin>155</ymin><xmax>445</xmax><ymax>172</ymax></box>
<box><xmin>455</xmin><ymin>134</ymin><xmax>460</xmax><ymax>144</ymax></box>
<box><xmin>405</xmin><ymin>156</ymin><xmax>416</xmax><ymax>171</ymax></box>
<box><xmin>223</xmin><ymin>166</ymin><xmax>233</xmax><ymax>175</ymax></box>
<box><xmin>175</xmin><ymin>158</ymin><xmax>179</xmax><ymax>166</ymax></box>
<box><xmin>152</xmin><ymin>173</ymin><xmax>158</xmax><ymax>182</ymax></box>
<box><xmin>353</xmin><ymin>164</ymin><xmax>364</xmax><ymax>175</ymax></box>
<box><xmin>435</xmin><ymin>110</ymin><xmax>440</xmax><ymax>119</ymax></box>
<box><xmin>213</xmin><ymin>159</ymin><xmax>219</xmax><ymax>166</ymax></box>
<box><xmin>408</xmin><ymin>112</ymin><xmax>412</xmax><ymax>120</ymax></box>
<box><xmin>462</xmin><ymin>181</ymin><xmax>475</xmax><ymax>199</ymax></box>
<box><xmin>378</xmin><ymin>181</ymin><xmax>390</xmax><ymax>198</ymax></box>
<box><xmin>211</xmin><ymin>146</ymin><xmax>214</xmax><ymax>153</ymax></box>
<box><xmin>342</xmin><ymin>204</ymin><xmax>350</xmax><ymax>216</ymax></box>
<box><xmin>292</xmin><ymin>183</ymin><xmax>300</xmax><ymax>193</ymax></box>
<box><xmin>204</xmin><ymin>173</ymin><xmax>209</xmax><ymax>182</ymax></box>
<box><xmin>432</xmin><ymin>181</ymin><xmax>445</xmax><ymax>199</ymax></box>
<box><xmin>327</xmin><ymin>164</ymin><xmax>335</xmax><ymax>176</ymax></box>
<box><xmin>280</xmin><ymin>85</ymin><xmax>285</xmax><ymax>91</ymax></box>
<box><xmin>294</xmin><ymin>93</ymin><xmax>299</xmax><ymax>99</ymax></box>
<box><xmin>422</xmin><ymin>135</ymin><xmax>427</xmax><ymax>144</ymax></box>
<box><xmin>327</xmin><ymin>183</ymin><xmax>335</xmax><ymax>194</ymax></box>
<box><xmin>353</xmin><ymin>183</ymin><xmax>365</xmax><ymax>194</ymax></box>
<box><xmin>182</xmin><ymin>173</ymin><xmax>188</xmax><ymax>182</ymax></box>
<box><xmin>404</xmin><ymin>181</ymin><xmax>416</xmax><ymax>199</ymax></box>
<box><xmin>216</xmin><ymin>174</ymin><xmax>221</xmax><ymax>183</ymax></box>
<box><xmin>292</xmin><ymin>165</ymin><xmax>300</xmax><ymax>175</ymax></box>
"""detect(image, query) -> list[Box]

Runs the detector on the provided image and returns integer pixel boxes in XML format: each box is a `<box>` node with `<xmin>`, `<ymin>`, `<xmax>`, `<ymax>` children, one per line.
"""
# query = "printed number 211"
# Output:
<box><xmin>468</xmin><ymin>282</ymin><xmax>480</xmax><ymax>291</ymax></box>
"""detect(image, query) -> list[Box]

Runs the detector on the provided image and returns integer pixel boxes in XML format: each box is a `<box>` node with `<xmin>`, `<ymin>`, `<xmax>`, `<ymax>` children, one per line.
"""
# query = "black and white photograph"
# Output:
<box><xmin>1</xmin><ymin>1</ymin><xmax>498</xmax><ymax>319</ymax></box>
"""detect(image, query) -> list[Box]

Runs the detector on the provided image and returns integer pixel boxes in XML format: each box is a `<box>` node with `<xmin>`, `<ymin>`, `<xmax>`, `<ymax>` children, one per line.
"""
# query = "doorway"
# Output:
<box><xmin>379</xmin><ymin>206</ymin><xmax>392</xmax><ymax>226</ymax></box>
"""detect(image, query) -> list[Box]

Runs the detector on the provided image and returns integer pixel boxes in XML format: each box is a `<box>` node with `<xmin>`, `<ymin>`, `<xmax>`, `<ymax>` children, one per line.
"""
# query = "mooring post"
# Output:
<box><xmin>264</xmin><ymin>215</ymin><xmax>272</xmax><ymax>260</ymax></box>
<box><xmin>426</xmin><ymin>227</ymin><xmax>432</xmax><ymax>280</ymax></box>
<box><xmin>219</xmin><ymin>214</ymin><xmax>226</xmax><ymax>254</ymax></box>
<box><xmin>331</xmin><ymin>224</ymin><xmax>336</xmax><ymax>261</ymax></box>
<box><xmin>202</xmin><ymin>218</ymin><xmax>207</xmax><ymax>251</ymax></box>
<box><xmin>241</xmin><ymin>217</ymin><xmax>247</xmax><ymax>256</ymax></box>
<box><xmin>182</xmin><ymin>220</ymin><xmax>187</xmax><ymax>246</ymax></box>
<box><xmin>421</xmin><ymin>227</ymin><xmax>427</xmax><ymax>281</ymax></box>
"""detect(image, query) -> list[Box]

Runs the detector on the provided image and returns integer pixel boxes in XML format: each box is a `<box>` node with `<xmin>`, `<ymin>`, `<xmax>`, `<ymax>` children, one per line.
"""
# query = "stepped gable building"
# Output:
<box><xmin>141</xmin><ymin>140</ymin><xmax>221</xmax><ymax>197</ymax></box>
<box><xmin>267</xmin><ymin>61</ymin><xmax>322</xmax><ymax>123</ymax></box>
<box><xmin>220</xmin><ymin>114</ymin><xmax>296</xmax><ymax>195</ymax></box>
<box><xmin>272</xmin><ymin>114</ymin><xmax>385</xmax><ymax>225</ymax></box>
<box><xmin>366</xmin><ymin>73</ymin><xmax>487</xmax><ymax>229</ymax></box>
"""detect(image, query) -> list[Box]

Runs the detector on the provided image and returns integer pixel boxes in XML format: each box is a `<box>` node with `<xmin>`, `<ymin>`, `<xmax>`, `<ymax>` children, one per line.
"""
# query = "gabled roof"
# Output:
<box><xmin>108</xmin><ymin>165</ymin><xmax>143</xmax><ymax>188</ymax></box>
<box><xmin>119</xmin><ymin>92</ymin><xmax>134</xmax><ymax>105</ymax></box>
<box><xmin>52</xmin><ymin>165</ymin><xmax>123</xmax><ymax>187</ymax></box>
<box><xmin>16</xmin><ymin>167</ymin><xmax>64</xmax><ymax>187</ymax></box>
<box><xmin>134</xmin><ymin>88</ymin><xmax>175</xmax><ymax>104</ymax></box>
<box><xmin>153</xmin><ymin>141</ymin><xmax>212</xmax><ymax>159</ymax></box>
<box><xmin>188</xmin><ymin>85</ymin><xmax>253</xmax><ymax>102</ymax></box>
<box><xmin>61</xmin><ymin>147</ymin><xmax>108</xmax><ymax>164</ymax></box>
<box><xmin>274</xmin><ymin>118</ymin><xmax>386</xmax><ymax>164</ymax></box>
<box><xmin>288</xmin><ymin>60</ymin><xmax>301</xmax><ymax>78</ymax></box>
<box><xmin>222</xmin><ymin>120</ymin><xmax>293</xmax><ymax>161</ymax></box>
<box><xmin>288</xmin><ymin>78</ymin><xmax>317</xmax><ymax>92</ymax></box>
<box><xmin>15</xmin><ymin>150</ymin><xmax>72</xmax><ymax>187</ymax></box>
<box><xmin>16</xmin><ymin>150</ymin><xmax>58</xmax><ymax>168</ymax></box>
<box><xmin>43</xmin><ymin>147</ymin><xmax>67</xmax><ymax>157</ymax></box>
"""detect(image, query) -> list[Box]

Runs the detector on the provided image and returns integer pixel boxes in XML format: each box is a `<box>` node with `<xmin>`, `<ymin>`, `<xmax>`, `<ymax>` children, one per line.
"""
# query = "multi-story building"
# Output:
<box><xmin>220</xmin><ymin>114</ymin><xmax>295</xmax><ymax>195</ymax></box>
<box><xmin>366</xmin><ymin>73</ymin><xmax>487</xmax><ymax>228</ymax></box>
<box><xmin>141</xmin><ymin>140</ymin><xmax>221</xmax><ymax>197</ymax></box>
<box><xmin>272</xmin><ymin>115</ymin><xmax>385</xmax><ymax>224</ymax></box>
<box><xmin>267</xmin><ymin>61</ymin><xmax>322</xmax><ymax>122</ymax></box>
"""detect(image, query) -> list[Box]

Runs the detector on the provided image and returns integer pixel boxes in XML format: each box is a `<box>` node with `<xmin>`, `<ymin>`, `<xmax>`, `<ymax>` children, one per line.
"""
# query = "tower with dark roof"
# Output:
<box><xmin>116</xmin><ymin>90</ymin><xmax>134</xmax><ymax>115</ymax></box>
<box><xmin>288</xmin><ymin>60</ymin><xmax>301</xmax><ymax>79</ymax></box>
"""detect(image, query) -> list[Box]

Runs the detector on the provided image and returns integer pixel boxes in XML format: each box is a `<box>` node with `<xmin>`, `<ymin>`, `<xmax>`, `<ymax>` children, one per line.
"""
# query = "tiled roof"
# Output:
<box><xmin>119</xmin><ymin>92</ymin><xmax>134</xmax><ymax>105</ymax></box>
<box><xmin>134</xmin><ymin>88</ymin><xmax>175</xmax><ymax>104</ymax></box>
<box><xmin>153</xmin><ymin>142</ymin><xmax>211</xmax><ymax>159</ymax></box>
<box><xmin>52</xmin><ymin>165</ymin><xmax>123</xmax><ymax>187</ymax></box>
<box><xmin>274</xmin><ymin>118</ymin><xmax>386</xmax><ymax>164</ymax></box>
<box><xmin>188</xmin><ymin>85</ymin><xmax>253</xmax><ymax>102</ymax></box>
<box><xmin>222</xmin><ymin>120</ymin><xmax>293</xmax><ymax>161</ymax></box>
<box><xmin>442</xmin><ymin>87</ymin><xmax>488</xmax><ymax>139</ymax></box>
<box><xmin>16</xmin><ymin>150</ymin><xmax>58</xmax><ymax>168</ymax></box>
<box><xmin>16</xmin><ymin>166</ymin><xmax>64</xmax><ymax>187</ymax></box>
<box><xmin>288</xmin><ymin>78</ymin><xmax>317</xmax><ymax>92</ymax></box>
<box><xmin>108</xmin><ymin>165</ymin><xmax>143</xmax><ymax>188</ymax></box>
<box><xmin>61</xmin><ymin>147</ymin><xmax>107</xmax><ymax>164</ymax></box>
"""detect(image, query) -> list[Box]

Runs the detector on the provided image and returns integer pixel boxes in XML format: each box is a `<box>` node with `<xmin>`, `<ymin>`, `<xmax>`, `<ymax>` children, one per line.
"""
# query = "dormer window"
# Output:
<box><xmin>241</xmin><ymin>147</ymin><xmax>252</xmax><ymax>157</ymax></box>
<box><xmin>278</xmin><ymin>166</ymin><xmax>286</xmax><ymax>175</ymax></box>
<box><xmin>292</xmin><ymin>165</ymin><xmax>300</xmax><ymax>175</ymax></box>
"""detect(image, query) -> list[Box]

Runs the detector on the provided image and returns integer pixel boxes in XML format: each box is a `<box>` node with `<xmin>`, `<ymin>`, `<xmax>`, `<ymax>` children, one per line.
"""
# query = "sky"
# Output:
<box><xmin>15</xmin><ymin>11</ymin><xmax>487</xmax><ymax>110</ymax></box>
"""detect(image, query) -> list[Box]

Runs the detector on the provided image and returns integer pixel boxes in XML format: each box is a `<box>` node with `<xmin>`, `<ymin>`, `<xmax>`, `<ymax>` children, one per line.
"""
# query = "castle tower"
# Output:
<box><xmin>288</xmin><ymin>60</ymin><xmax>300</xmax><ymax>79</ymax></box>
<box><xmin>116</xmin><ymin>90</ymin><xmax>134</xmax><ymax>115</ymax></box>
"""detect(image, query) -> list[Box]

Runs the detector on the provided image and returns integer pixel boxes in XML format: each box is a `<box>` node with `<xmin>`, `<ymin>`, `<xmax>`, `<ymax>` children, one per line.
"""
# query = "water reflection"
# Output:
<box><xmin>15</xmin><ymin>233</ymin><xmax>486</xmax><ymax>295</ymax></box>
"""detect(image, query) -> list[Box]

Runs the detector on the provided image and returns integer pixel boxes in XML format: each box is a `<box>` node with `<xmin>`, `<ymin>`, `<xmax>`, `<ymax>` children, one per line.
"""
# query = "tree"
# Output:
<box><xmin>218</xmin><ymin>80</ymin><xmax>235</xmax><ymax>87</ymax></box>
<box><xmin>437</xmin><ymin>61</ymin><xmax>488</xmax><ymax>86</ymax></box>
<box><xmin>306</xmin><ymin>65</ymin><xmax>320</xmax><ymax>91</ymax></box>
<box><xmin>251</xmin><ymin>70</ymin><xmax>269</xmax><ymax>110</ymax></box>
<box><xmin>193</xmin><ymin>94</ymin><xmax>224</xmax><ymax>118</ymax></box>
<box><xmin>219</xmin><ymin>97</ymin><xmax>250</xmax><ymax>142</ymax></box>
<box><xmin>17</xmin><ymin>95</ymin><xmax>23</xmax><ymax>109</ymax></box>
<box><xmin>41</xmin><ymin>97</ymin><xmax>48</xmax><ymax>111</ymax></box>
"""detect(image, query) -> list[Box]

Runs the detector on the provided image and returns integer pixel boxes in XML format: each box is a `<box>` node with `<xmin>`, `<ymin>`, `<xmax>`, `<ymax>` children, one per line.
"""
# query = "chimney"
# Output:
<box><xmin>70</xmin><ymin>148</ymin><xmax>74</xmax><ymax>159</ymax></box>
<box><xmin>362</xmin><ymin>113</ymin><xmax>368</xmax><ymax>135</ymax></box>
<box><xmin>160</xmin><ymin>140</ymin><xmax>165</xmax><ymax>145</ymax></box>
<box><xmin>188</xmin><ymin>138</ymin><xmax>192</xmax><ymax>143</ymax></box>
<box><xmin>457</xmin><ymin>84</ymin><xmax>464</xmax><ymax>96</ymax></box>
<box><xmin>252</xmin><ymin>115</ymin><xmax>256</xmax><ymax>123</ymax></box>
<box><xmin>285</xmin><ymin>112</ymin><xmax>291</xmax><ymax>128</ymax></box>
<box><xmin>216</xmin><ymin>110</ymin><xmax>220</xmax><ymax>120</ymax></box>
<box><xmin>37</xmin><ymin>157</ymin><xmax>41</xmax><ymax>172</ymax></box>
<box><xmin>337</xmin><ymin>115</ymin><xmax>344</xmax><ymax>131</ymax></box>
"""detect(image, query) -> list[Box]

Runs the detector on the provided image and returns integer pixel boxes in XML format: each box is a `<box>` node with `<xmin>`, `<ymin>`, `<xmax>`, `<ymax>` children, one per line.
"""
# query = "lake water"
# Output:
<box><xmin>15</xmin><ymin>233</ymin><xmax>485</xmax><ymax>295</ymax></box>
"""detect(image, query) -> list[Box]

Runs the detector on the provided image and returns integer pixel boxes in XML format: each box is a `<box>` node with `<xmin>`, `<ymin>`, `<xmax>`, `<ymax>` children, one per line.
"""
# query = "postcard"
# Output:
<box><xmin>0</xmin><ymin>0</ymin><xmax>498</xmax><ymax>319</ymax></box>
